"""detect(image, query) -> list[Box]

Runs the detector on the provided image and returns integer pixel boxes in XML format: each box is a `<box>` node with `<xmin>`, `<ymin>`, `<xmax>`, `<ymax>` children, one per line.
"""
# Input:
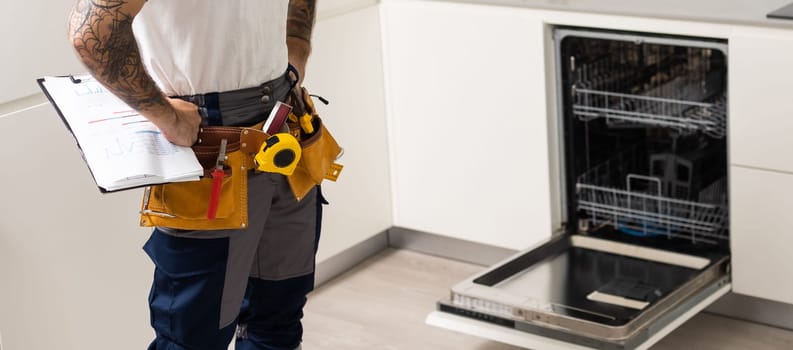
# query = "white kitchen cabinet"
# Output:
<box><xmin>305</xmin><ymin>5</ymin><xmax>393</xmax><ymax>262</ymax></box>
<box><xmin>729</xmin><ymin>28</ymin><xmax>793</xmax><ymax>174</ymax></box>
<box><xmin>727</xmin><ymin>27</ymin><xmax>793</xmax><ymax>305</ymax></box>
<box><xmin>381</xmin><ymin>0</ymin><xmax>553</xmax><ymax>250</ymax></box>
<box><xmin>731</xmin><ymin>166</ymin><xmax>793</xmax><ymax>305</ymax></box>
<box><xmin>0</xmin><ymin>104</ymin><xmax>154</xmax><ymax>350</ymax></box>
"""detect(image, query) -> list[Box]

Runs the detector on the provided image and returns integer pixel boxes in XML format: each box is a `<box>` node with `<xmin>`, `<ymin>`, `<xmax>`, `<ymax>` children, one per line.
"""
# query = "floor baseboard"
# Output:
<box><xmin>315</xmin><ymin>231</ymin><xmax>389</xmax><ymax>287</ymax></box>
<box><xmin>706</xmin><ymin>293</ymin><xmax>793</xmax><ymax>331</ymax></box>
<box><xmin>386</xmin><ymin>227</ymin><xmax>517</xmax><ymax>266</ymax></box>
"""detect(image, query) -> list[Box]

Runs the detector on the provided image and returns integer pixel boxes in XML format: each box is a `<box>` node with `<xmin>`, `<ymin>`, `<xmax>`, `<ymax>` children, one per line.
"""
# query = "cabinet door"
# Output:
<box><xmin>381</xmin><ymin>1</ymin><xmax>553</xmax><ymax>249</ymax></box>
<box><xmin>308</xmin><ymin>6</ymin><xmax>393</xmax><ymax>262</ymax></box>
<box><xmin>730</xmin><ymin>30</ymin><xmax>793</xmax><ymax>174</ymax></box>
<box><xmin>731</xmin><ymin>166</ymin><xmax>793</xmax><ymax>305</ymax></box>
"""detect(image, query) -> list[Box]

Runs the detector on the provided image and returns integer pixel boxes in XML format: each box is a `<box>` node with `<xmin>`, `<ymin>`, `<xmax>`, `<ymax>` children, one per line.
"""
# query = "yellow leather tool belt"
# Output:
<box><xmin>139</xmin><ymin>125</ymin><xmax>271</xmax><ymax>230</ymax></box>
<box><xmin>285</xmin><ymin>87</ymin><xmax>344</xmax><ymax>201</ymax></box>
<box><xmin>138</xmin><ymin>87</ymin><xmax>343</xmax><ymax>231</ymax></box>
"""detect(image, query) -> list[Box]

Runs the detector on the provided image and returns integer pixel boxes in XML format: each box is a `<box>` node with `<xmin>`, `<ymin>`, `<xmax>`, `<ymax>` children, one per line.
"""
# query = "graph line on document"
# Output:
<box><xmin>88</xmin><ymin>112</ymin><xmax>141</xmax><ymax>124</ymax></box>
<box><xmin>104</xmin><ymin>132</ymin><xmax>179</xmax><ymax>159</ymax></box>
<box><xmin>123</xmin><ymin>120</ymin><xmax>152</xmax><ymax>126</ymax></box>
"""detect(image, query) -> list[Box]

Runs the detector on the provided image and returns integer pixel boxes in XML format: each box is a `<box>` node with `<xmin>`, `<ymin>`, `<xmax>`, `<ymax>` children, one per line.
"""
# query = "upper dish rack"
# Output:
<box><xmin>570</xmin><ymin>45</ymin><xmax>727</xmax><ymax>138</ymax></box>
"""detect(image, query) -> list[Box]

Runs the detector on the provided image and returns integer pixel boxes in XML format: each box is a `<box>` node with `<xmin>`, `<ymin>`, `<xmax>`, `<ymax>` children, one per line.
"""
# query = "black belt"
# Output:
<box><xmin>175</xmin><ymin>65</ymin><xmax>299</xmax><ymax>127</ymax></box>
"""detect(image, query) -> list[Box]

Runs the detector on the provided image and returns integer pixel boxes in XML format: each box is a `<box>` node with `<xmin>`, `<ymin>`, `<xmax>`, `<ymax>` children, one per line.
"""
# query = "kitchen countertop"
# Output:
<box><xmin>429</xmin><ymin>0</ymin><xmax>793</xmax><ymax>29</ymax></box>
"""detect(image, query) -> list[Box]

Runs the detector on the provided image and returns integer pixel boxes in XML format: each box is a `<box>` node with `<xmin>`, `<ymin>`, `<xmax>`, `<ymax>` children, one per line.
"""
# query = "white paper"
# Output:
<box><xmin>42</xmin><ymin>74</ymin><xmax>203</xmax><ymax>192</ymax></box>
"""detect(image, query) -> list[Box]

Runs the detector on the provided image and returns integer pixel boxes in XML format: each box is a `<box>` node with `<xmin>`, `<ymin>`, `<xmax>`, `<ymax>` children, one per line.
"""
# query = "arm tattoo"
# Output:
<box><xmin>69</xmin><ymin>0</ymin><xmax>167</xmax><ymax>112</ymax></box>
<box><xmin>287</xmin><ymin>0</ymin><xmax>316</xmax><ymax>42</ymax></box>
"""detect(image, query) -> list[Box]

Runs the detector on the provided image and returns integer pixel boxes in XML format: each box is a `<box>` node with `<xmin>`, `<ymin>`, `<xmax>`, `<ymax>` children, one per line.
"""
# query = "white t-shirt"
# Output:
<box><xmin>132</xmin><ymin>0</ymin><xmax>289</xmax><ymax>96</ymax></box>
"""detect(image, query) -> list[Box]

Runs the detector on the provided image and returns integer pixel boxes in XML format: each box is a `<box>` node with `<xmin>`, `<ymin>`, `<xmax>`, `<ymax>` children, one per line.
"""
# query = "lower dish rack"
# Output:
<box><xmin>575</xmin><ymin>147</ymin><xmax>729</xmax><ymax>245</ymax></box>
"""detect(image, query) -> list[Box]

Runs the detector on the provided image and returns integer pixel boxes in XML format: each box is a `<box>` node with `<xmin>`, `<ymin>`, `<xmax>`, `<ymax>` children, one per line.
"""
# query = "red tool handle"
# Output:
<box><xmin>207</xmin><ymin>168</ymin><xmax>225</xmax><ymax>220</ymax></box>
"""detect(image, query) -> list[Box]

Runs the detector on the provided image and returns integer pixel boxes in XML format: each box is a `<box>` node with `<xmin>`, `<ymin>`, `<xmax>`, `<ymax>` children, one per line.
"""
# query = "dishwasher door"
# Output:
<box><xmin>428</xmin><ymin>233</ymin><xmax>730</xmax><ymax>350</ymax></box>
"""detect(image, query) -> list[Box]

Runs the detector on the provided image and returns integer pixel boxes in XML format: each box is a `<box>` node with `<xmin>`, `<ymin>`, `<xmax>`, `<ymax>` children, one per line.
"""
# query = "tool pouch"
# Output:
<box><xmin>139</xmin><ymin>126</ymin><xmax>268</xmax><ymax>230</ymax></box>
<box><xmin>287</xmin><ymin>87</ymin><xmax>344</xmax><ymax>201</ymax></box>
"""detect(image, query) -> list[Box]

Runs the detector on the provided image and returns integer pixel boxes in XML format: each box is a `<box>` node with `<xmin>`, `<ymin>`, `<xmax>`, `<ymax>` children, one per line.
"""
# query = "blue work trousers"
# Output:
<box><xmin>143</xmin><ymin>173</ymin><xmax>324</xmax><ymax>350</ymax></box>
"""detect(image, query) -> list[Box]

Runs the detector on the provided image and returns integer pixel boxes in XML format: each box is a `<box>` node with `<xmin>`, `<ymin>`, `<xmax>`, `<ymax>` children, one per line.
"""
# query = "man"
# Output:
<box><xmin>67</xmin><ymin>1</ymin><xmax>321</xmax><ymax>349</ymax></box>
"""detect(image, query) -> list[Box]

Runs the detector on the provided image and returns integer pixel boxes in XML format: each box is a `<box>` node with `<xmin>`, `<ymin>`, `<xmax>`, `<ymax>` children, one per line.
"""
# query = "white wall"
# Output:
<box><xmin>318</xmin><ymin>0</ymin><xmax>378</xmax><ymax>19</ymax></box>
<box><xmin>0</xmin><ymin>0</ymin><xmax>83</xmax><ymax>104</ymax></box>
<box><xmin>0</xmin><ymin>3</ymin><xmax>390</xmax><ymax>350</ymax></box>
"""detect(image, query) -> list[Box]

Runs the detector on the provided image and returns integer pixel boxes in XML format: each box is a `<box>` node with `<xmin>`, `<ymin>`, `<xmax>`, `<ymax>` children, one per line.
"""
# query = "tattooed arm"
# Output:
<box><xmin>287</xmin><ymin>0</ymin><xmax>316</xmax><ymax>87</ymax></box>
<box><xmin>68</xmin><ymin>0</ymin><xmax>200</xmax><ymax>146</ymax></box>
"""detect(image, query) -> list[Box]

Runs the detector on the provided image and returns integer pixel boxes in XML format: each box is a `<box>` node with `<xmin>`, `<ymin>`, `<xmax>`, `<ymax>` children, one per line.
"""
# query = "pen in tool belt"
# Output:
<box><xmin>207</xmin><ymin>138</ymin><xmax>228</xmax><ymax>220</ymax></box>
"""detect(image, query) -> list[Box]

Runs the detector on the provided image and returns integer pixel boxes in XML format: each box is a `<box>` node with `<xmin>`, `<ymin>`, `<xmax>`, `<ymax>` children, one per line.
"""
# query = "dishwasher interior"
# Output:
<box><xmin>437</xmin><ymin>27</ymin><xmax>731</xmax><ymax>349</ymax></box>
<box><xmin>563</xmin><ymin>29</ymin><xmax>729</xmax><ymax>248</ymax></box>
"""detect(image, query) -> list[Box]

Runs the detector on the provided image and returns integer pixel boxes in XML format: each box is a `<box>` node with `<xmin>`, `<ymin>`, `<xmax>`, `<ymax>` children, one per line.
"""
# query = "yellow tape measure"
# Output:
<box><xmin>254</xmin><ymin>133</ymin><xmax>302</xmax><ymax>176</ymax></box>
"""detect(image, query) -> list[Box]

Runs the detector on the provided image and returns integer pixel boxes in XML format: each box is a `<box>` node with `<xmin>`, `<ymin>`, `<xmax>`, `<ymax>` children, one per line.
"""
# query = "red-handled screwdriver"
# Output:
<box><xmin>207</xmin><ymin>138</ymin><xmax>228</xmax><ymax>220</ymax></box>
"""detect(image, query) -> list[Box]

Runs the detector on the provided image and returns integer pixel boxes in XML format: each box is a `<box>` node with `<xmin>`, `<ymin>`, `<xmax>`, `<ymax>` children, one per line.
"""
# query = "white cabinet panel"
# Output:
<box><xmin>307</xmin><ymin>6</ymin><xmax>393</xmax><ymax>262</ymax></box>
<box><xmin>729</xmin><ymin>30</ymin><xmax>793</xmax><ymax>173</ymax></box>
<box><xmin>731</xmin><ymin>166</ymin><xmax>793</xmax><ymax>305</ymax></box>
<box><xmin>0</xmin><ymin>105</ymin><xmax>153</xmax><ymax>350</ymax></box>
<box><xmin>381</xmin><ymin>1</ymin><xmax>553</xmax><ymax>249</ymax></box>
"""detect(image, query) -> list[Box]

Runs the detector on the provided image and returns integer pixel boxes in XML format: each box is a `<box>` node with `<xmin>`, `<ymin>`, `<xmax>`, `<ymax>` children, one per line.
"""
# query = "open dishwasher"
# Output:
<box><xmin>430</xmin><ymin>27</ymin><xmax>730</xmax><ymax>349</ymax></box>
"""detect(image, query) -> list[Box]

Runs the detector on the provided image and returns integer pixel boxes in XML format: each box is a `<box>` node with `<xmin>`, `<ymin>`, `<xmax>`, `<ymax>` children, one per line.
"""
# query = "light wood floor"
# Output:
<box><xmin>302</xmin><ymin>249</ymin><xmax>793</xmax><ymax>350</ymax></box>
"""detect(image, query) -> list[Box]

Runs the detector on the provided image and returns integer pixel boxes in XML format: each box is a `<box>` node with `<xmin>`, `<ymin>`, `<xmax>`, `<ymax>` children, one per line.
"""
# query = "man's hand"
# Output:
<box><xmin>160</xmin><ymin>98</ymin><xmax>201</xmax><ymax>147</ymax></box>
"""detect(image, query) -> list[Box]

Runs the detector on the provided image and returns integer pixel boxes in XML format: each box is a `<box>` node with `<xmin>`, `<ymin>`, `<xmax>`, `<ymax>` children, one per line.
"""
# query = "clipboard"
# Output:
<box><xmin>38</xmin><ymin>74</ymin><xmax>203</xmax><ymax>193</ymax></box>
<box><xmin>37</xmin><ymin>76</ymin><xmax>103</xmax><ymax>191</ymax></box>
